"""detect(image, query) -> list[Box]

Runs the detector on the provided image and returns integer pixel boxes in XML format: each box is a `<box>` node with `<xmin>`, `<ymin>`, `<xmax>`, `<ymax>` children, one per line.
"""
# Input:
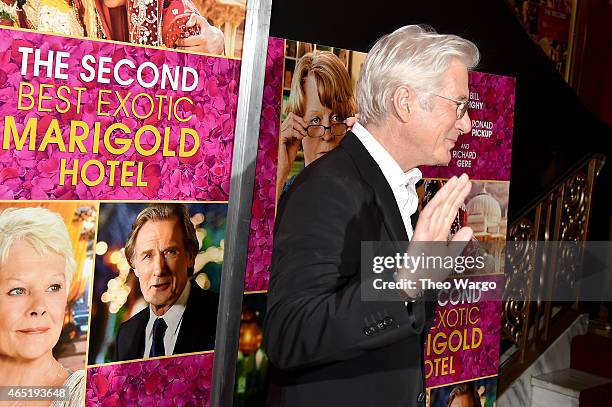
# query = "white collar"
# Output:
<box><xmin>352</xmin><ymin>123</ymin><xmax>422</xmax><ymax>192</ymax></box>
<box><xmin>148</xmin><ymin>280</ymin><xmax>191</xmax><ymax>336</ymax></box>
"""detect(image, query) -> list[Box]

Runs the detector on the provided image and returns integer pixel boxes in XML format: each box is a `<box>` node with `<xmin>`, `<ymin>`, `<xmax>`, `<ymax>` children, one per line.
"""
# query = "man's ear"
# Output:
<box><xmin>132</xmin><ymin>267</ymin><xmax>139</xmax><ymax>278</ymax></box>
<box><xmin>392</xmin><ymin>86</ymin><xmax>414</xmax><ymax>123</ymax></box>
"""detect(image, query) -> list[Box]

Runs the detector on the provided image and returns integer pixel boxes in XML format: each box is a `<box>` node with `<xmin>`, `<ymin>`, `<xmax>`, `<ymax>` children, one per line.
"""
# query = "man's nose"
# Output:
<box><xmin>457</xmin><ymin>111</ymin><xmax>472</xmax><ymax>134</ymax></box>
<box><xmin>152</xmin><ymin>253</ymin><xmax>167</xmax><ymax>275</ymax></box>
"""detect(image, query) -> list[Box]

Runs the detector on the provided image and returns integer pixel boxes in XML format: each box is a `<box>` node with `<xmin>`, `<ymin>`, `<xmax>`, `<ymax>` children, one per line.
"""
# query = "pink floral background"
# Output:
<box><xmin>418</xmin><ymin>72</ymin><xmax>514</xmax><ymax>387</ymax></box>
<box><xmin>83</xmin><ymin>38</ymin><xmax>283</xmax><ymax>406</ymax></box>
<box><xmin>0</xmin><ymin>29</ymin><xmax>240</xmax><ymax>200</ymax></box>
<box><xmin>425</xmin><ymin>275</ymin><xmax>503</xmax><ymax>388</ymax></box>
<box><xmin>86</xmin><ymin>354</ymin><xmax>214</xmax><ymax>406</ymax></box>
<box><xmin>243</xmin><ymin>37</ymin><xmax>283</xmax><ymax>291</ymax></box>
<box><xmin>421</xmin><ymin>72</ymin><xmax>515</xmax><ymax>181</ymax></box>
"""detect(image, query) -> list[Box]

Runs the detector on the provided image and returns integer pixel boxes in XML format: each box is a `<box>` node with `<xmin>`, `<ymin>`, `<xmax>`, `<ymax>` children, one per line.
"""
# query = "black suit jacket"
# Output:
<box><xmin>114</xmin><ymin>280</ymin><xmax>218</xmax><ymax>362</ymax></box>
<box><xmin>263</xmin><ymin>132</ymin><xmax>436</xmax><ymax>407</ymax></box>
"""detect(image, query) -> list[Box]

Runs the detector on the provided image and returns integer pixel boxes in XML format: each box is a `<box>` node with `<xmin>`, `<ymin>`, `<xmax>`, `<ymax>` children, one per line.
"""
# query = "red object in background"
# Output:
<box><xmin>449</xmin><ymin>204</ymin><xmax>468</xmax><ymax>237</ymax></box>
<box><xmin>162</xmin><ymin>0</ymin><xmax>201</xmax><ymax>48</ymax></box>
<box><xmin>0</xmin><ymin>0</ymin><xmax>16</xmax><ymax>27</ymax></box>
<box><xmin>459</xmin><ymin>205</ymin><xmax>468</xmax><ymax>227</ymax></box>
<box><xmin>127</xmin><ymin>0</ymin><xmax>163</xmax><ymax>45</ymax></box>
<box><xmin>537</xmin><ymin>5</ymin><xmax>570</xmax><ymax>41</ymax></box>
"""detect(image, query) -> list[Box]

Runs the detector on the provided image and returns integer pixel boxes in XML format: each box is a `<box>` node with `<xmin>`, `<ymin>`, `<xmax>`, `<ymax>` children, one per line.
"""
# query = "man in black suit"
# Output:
<box><xmin>114</xmin><ymin>203</ymin><xmax>218</xmax><ymax>362</ymax></box>
<box><xmin>264</xmin><ymin>25</ymin><xmax>479</xmax><ymax>406</ymax></box>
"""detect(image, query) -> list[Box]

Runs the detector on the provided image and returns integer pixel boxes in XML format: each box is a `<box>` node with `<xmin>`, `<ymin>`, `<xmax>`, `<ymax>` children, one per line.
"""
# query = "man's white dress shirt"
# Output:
<box><xmin>352</xmin><ymin>123</ymin><xmax>422</xmax><ymax>239</ymax></box>
<box><xmin>144</xmin><ymin>280</ymin><xmax>191</xmax><ymax>357</ymax></box>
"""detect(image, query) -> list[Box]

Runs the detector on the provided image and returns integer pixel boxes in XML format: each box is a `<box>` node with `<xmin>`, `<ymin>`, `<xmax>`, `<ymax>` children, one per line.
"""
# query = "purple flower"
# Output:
<box><xmin>86</xmin><ymin>354</ymin><xmax>214</xmax><ymax>405</ymax></box>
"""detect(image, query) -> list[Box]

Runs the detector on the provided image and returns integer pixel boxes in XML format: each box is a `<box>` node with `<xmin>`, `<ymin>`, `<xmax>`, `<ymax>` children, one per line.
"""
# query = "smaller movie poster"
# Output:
<box><xmin>420</xmin><ymin>71</ymin><xmax>515</xmax><ymax>404</ymax></box>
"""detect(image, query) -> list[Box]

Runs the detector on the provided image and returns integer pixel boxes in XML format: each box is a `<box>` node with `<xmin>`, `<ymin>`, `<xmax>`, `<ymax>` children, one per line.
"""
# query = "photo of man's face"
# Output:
<box><xmin>132</xmin><ymin>217</ymin><xmax>194</xmax><ymax>316</ymax></box>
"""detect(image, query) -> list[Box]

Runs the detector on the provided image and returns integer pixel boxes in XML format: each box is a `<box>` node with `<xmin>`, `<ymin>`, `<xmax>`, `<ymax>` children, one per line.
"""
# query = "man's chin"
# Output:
<box><xmin>149</xmin><ymin>298</ymin><xmax>173</xmax><ymax>315</ymax></box>
<box><xmin>441</xmin><ymin>150</ymin><xmax>454</xmax><ymax>166</ymax></box>
<box><xmin>433</xmin><ymin>156</ymin><xmax>452</xmax><ymax>167</ymax></box>
<box><xmin>147</xmin><ymin>291</ymin><xmax>173</xmax><ymax>308</ymax></box>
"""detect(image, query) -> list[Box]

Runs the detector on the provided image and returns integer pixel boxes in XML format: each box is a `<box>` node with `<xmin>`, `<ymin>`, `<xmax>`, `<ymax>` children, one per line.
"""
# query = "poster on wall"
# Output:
<box><xmin>235</xmin><ymin>37</ymin><xmax>515</xmax><ymax>406</ymax></box>
<box><xmin>235</xmin><ymin>38</ymin><xmax>365</xmax><ymax>405</ymax></box>
<box><xmin>505</xmin><ymin>0</ymin><xmax>574</xmax><ymax>78</ymax></box>
<box><xmin>420</xmin><ymin>70</ymin><xmax>515</xmax><ymax>405</ymax></box>
<box><xmin>0</xmin><ymin>3</ymin><xmax>281</xmax><ymax>404</ymax></box>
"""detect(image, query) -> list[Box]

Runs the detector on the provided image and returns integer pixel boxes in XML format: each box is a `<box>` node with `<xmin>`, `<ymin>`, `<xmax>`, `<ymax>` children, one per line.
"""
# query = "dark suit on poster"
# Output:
<box><xmin>263</xmin><ymin>132</ymin><xmax>436</xmax><ymax>407</ymax></box>
<box><xmin>114</xmin><ymin>280</ymin><xmax>218</xmax><ymax>362</ymax></box>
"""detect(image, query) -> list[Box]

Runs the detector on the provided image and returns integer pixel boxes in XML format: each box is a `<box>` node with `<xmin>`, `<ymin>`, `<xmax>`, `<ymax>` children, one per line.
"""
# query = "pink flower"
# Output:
<box><xmin>101</xmin><ymin>394</ymin><xmax>120</xmax><ymax>407</ymax></box>
<box><xmin>144</xmin><ymin>372</ymin><xmax>162</xmax><ymax>395</ymax></box>
<box><xmin>91</xmin><ymin>373</ymin><xmax>110</xmax><ymax>397</ymax></box>
<box><xmin>86</xmin><ymin>354</ymin><xmax>214</xmax><ymax>405</ymax></box>
<box><xmin>0</xmin><ymin>185</ymin><xmax>15</xmax><ymax>200</ymax></box>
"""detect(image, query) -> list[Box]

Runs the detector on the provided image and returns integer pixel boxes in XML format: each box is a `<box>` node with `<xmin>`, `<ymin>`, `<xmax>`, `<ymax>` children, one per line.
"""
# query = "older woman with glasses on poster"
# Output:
<box><xmin>276</xmin><ymin>50</ymin><xmax>358</xmax><ymax>199</ymax></box>
<box><xmin>0</xmin><ymin>207</ymin><xmax>84</xmax><ymax>407</ymax></box>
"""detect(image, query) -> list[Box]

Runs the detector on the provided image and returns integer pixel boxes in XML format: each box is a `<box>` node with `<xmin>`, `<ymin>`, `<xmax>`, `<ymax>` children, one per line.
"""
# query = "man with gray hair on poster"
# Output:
<box><xmin>114</xmin><ymin>203</ymin><xmax>219</xmax><ymax>362</ymax></box>
<box><xmin>264</xmin><ymin>25</ymin><xmax>479</xmax><ymax>406</ymax></box>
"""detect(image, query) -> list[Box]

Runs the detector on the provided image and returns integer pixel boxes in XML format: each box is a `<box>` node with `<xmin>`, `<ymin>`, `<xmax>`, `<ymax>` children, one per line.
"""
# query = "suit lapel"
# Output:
<box><xmin>174</xmin><ymin>284</ymin><xmax>194</xmax><ymax>354</ymax></box>
<box><xmin>341</xmin><ymin>131</ymin><xmax>409</xmax><ymax>242</ymax></box>
<box><xmin>128</xmin><ymin>310</ymin><xmax>147</xmax><ymax>359</ymax></box>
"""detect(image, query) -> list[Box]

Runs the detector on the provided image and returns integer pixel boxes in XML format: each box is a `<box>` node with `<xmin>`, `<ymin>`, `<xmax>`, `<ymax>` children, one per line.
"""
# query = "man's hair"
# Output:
<box><xmin>124</xmin><ymin>204</ymin><xmax>199</xmax><ymax>275</ymax></box>
<box><xmin>357</xmin><ymin>25</ymin><xmax>480</xmax><ymax>125</ymax></box>
<box><xmin>447</xmin><ymin>383</ymin><xmax>482</xmax><ymax>407</ymax></box>
<box><xmin>0</xmin><ymin>207</ymin><xmax>76</xmax><ymax>286</ymax></box>
<box><xmin>285</xmin><ymin>50</ymin><xmax>356</xmax><ymax>121</ymax></box>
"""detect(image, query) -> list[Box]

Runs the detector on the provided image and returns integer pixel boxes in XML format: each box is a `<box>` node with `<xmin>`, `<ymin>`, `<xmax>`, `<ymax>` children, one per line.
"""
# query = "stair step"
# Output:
<box><xmin>531</xmin><ymin>369</ymin><xmax>612</xmax><ymax>404</ymax></box>
<box><xmin>572</xmin><ymin>334</ymin><xmax>612</xmax><ymax>379</ymax></box>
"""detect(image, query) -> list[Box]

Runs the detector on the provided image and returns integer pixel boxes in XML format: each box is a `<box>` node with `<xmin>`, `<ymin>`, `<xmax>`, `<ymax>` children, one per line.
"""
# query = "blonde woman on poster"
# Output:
<box><xmin>0</xmin><ymin>207</ymin><xmax>84</xmax><ymax>407</ymax></box>
<box><xmin>276</xmin><ymin>50</ymin><xmax>357</xmax><ymax>199</ymax></box>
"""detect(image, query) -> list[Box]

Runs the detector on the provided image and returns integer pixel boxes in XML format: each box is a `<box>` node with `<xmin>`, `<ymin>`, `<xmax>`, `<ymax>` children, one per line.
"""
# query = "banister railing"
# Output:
<box><xmin>499</xmin><ymin>153</ymin><xmax>606</xmax><ymax>394</ymax></box>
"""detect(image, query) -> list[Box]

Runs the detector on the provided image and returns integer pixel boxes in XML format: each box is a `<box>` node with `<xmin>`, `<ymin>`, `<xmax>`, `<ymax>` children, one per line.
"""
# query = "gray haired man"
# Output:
<box><xmin>264</xmin><ymin>25</ymin><xmax>479</xmax><ymax>407</ymax></box>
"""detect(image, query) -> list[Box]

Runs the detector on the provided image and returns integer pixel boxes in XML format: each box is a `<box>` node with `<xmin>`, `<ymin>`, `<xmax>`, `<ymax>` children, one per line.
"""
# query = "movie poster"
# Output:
<box><xmin>234</xmin><ymin>38</ymin><xmax>363</xmax><ymax>405</ymax></box>
<box><xmin>420</xmin><ymin>71</ymin><xmax>515</xmax><ymax>406</ymax></box>
<box><xmin>235</xmin><ymin>38</ymin><xmax>514</xmax><ymax>406</ymax></box>
<box><xmin>0</xmin><ymin>2</ymin><xmax>281</xmax><ymax>403</ymax></box>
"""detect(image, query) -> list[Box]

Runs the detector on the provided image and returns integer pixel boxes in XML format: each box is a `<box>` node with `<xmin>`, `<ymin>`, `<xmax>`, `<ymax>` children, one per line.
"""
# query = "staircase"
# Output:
<box><xmin>529</xmin><ymin>331</ymin><xmax>612</xmax><ymax>406</ymax></box>
<box><xmin>531</xmin><ymin>367</ymin><xmax>612</xmax><ymax>407</ymax></box>
<box><xmin>499</xmin><ymin>318</ymin><xmax>612</xmax><ymax>406</ymax></box>
<box><xmin>498</xmin><ymin>154</ymin><xmax>610</xmax><ymax>406</ymax></box>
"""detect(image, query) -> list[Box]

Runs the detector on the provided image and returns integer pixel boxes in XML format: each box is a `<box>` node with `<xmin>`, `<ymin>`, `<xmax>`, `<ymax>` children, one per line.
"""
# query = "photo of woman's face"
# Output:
<box><xmin>0</xmin><ymin>241</ymin><xmax>67</xmax><ymax>361</ymax></box>
<box><xmin>301</xmin><ymin>73</ymin><xmax>346</xmax><ymax>165</ymax></box>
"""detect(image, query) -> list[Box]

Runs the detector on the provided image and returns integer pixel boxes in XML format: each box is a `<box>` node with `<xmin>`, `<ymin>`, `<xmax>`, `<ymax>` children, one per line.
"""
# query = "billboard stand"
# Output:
<box><xmin>210</xmin><ymin>1</ymin><xmax>273</xmax><ymax>406</ymax></box>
